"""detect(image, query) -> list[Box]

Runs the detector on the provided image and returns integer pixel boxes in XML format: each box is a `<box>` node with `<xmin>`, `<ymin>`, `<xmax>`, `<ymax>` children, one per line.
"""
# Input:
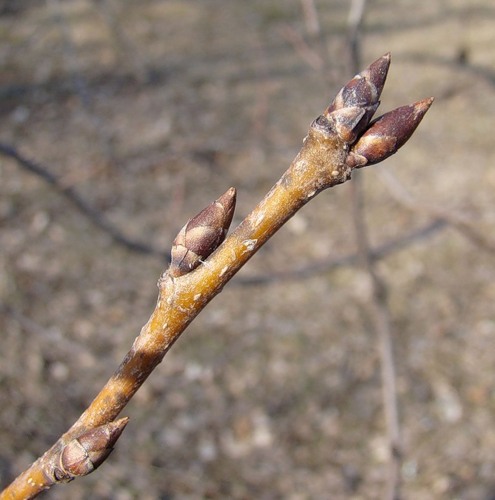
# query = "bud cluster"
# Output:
<box><xmin>314</xmin><ymin>53</ymin><xmax>433</xmax><ymax>169</ymax></box>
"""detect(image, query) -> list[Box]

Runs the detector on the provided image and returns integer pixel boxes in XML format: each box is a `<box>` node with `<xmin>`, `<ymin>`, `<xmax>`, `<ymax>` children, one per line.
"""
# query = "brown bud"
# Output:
<box><xmin>325</xmin><ymin>53</ymin><xmax>391</xmax><ymax>138</ymax></box>
<box><xmin>59</xmin><ymin>418</ymin><xmax>129</xmax><ymax>478</ymax></box>
<box><xmin>169</xmin><ymin>187</ymin><xmax>236</xmax><ymax>277</ymax></box>
<box><xmin>310</xmin><ymin>107</ymin><xmax>365</xmax><ymax>143</ymax></box>
<box><xmin>347</xmin><ymin>97</ymin><xmax>434</xmax><ymax>168</ymax></box>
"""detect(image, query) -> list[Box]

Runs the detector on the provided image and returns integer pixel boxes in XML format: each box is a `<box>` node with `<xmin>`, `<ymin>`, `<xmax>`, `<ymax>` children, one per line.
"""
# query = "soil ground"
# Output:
<box><xmin>1</xmin><ymin>1</ymin><xmax>495</xmax><ymax>499</ymax></box>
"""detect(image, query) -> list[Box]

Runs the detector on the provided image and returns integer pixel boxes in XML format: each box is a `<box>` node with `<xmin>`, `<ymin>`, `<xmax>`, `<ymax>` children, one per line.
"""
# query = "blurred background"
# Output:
<box><xmin>1</xmin><ymin>1</ymin><xmax>494</xmax><ymax>498</ymax></box>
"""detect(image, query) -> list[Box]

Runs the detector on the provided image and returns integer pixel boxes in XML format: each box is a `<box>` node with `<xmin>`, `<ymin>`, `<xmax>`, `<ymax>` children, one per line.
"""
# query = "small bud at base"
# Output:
<box><xmin>59</xmin><ymin>418</ymin><xmax>129</xmax><ymax>478</ymax></box>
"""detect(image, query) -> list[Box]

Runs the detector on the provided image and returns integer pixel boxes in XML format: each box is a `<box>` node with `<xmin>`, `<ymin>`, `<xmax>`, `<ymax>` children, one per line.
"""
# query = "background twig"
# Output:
<box><xmin>0</xmin><ymin>142</ymin><xmax>166</xmax><ymax>258</ymax></box>
<box><xmin>345</xmin><ymin>1</ymin><xmax>402</xmax><ymax>498</ymax></box>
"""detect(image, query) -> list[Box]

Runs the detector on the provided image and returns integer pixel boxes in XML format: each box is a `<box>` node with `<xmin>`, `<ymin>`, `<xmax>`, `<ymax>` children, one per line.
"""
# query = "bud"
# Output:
<box><xmin>346</xmin><ymin>97</ymin><xmax>434</xmax><ymax>168</ymax></box>
<box><xmin>310</xmin><ymin>107</ymin><xmax>365</xmax><ymax>143</ymax></box>
<box><xmin>325</xmin><ymin>53</ymin><xmax>391</xmax><ymax>140</ymax></box>
<box><xmin>169</xmin><ymin>187</ymin><xmax>236</xmax><ymax>277</ymax></box>
<box><xmin>59</xmin><ymin>418</ymin><xmax>129</xmax><ymax>478</ymax></box>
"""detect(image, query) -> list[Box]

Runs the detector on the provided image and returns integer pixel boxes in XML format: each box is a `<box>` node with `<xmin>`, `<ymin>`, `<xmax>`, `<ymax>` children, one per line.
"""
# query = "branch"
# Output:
<box><xmin>0</xmin><ymin>140</ymin><xmax>448</xmax><ymax>285</ymax></box>
<box><xmin>236</xmin><ymin>219</ymin><xmax>446</xmax><ymax>285</ymax></box>
<box><xmin>0</xmin><ymin>142</ymin><xmax>166</xmax><ymax>259</ymax></box>
<box><xmin>379</xmin><ymin>168</ymin><xmax>495</xmax><ymax>254</ymax></box>
<box><xmin>0</xmin><ymin>54</ymin><xmax>433</xmax><ymax>499</ymax></box>
<box><xmin>345</xmin><ymin>2</ymin><xmax>402</xmax><ymax>498</ymax></box>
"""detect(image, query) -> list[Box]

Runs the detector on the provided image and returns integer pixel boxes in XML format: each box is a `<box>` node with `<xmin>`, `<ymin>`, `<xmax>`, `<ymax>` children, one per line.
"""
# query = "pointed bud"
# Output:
<box><xmin>325</xmin><ymin>53</ymin><xmax>391</xmax><ymax>139</ymax></box>
<box><xmin>169</xmin><ymin>187</ymin><xmax>236</xmax><ymax>277</ymax></box>
<box><xmin>59</xmin><ymin>418</ymin><xmax>129</xmax><ymax>478</ymax></box>
<box><xmin>346</xmin><ymin>97</ymin><xmax>434</xmax><ymax>168</ymax></box>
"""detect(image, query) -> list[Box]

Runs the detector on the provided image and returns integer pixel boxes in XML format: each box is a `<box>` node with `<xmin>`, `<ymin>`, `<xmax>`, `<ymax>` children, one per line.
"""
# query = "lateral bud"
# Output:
<box><xmin>169</xmin><ymin>187</ymin><xmax>236</xmax><ymax>277</ymax></box>
<box><xmin>59</xmin><ymin>418</ymin><xmax>129</xmax><ymax>478</ymax></box>
<box><xmin>346</xmin><ymin>97</ymin><xmax>434</xmax><ymax>168</ymax></box>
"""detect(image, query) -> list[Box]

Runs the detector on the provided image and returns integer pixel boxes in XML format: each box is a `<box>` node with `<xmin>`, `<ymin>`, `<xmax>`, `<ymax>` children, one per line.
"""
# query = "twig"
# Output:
<box><xmin>347</xmin><ymin>0</ymin><xmax>367</xmax><ymax>72</ymax></box>
<box><xmin>0</xmin><ymin>142</ymin><xmax>166</xmax><ymax>259</ymax></box>
<box><xmin>47</xmin><ymin>0</ymin><xmax>117</xmax><ymax>163</ymax></box>
<box><xmin>278</xmin><ymin>23</ymin><xmax>324</xmax><ymax>71</ymax></box>
<box><xmin>346</xmin><ymin>2</ymin><xmax>402</xmax><ymax>498</ymax></box>
<box><xmin>350</xmin><ymin>177</ymin><xmax>402</xmax><ymax>500</ymax></box>
<box><xmin>293</xmin><ymin>0</ymin><xmax>333</xmax><ymax>83</ymax></box>
<box><xmin>0</xmin><ymin>302</ymin><xmax>88</xmax><ymax>354</ymax></box>
<box><xmin>378</xmin><ymin>168</ymin><xmax>495</xmax><ymax>254</ymax></box>
<box><xmin>300</xmin><ymin>0</ymin><xmax>320</xmax><ymax>37</ymax></box>
<box><xmin>91</xmin><ymin>0</ymin><xmax>152</xmax><ymax>83</ymax></box>
<box><xmin>236</xmin><ymin>219</ymin><xmax>446</xmax><ymax>285</ymax></box>
<box><xmin>0</xmin><ymin>55</ymin><xmax>432</xmax><ymax>499</ymax></box>
<box><xmin>0</xmin><ymin>140</ymin><xmax>448</xmax><ymax>284</ymax></box>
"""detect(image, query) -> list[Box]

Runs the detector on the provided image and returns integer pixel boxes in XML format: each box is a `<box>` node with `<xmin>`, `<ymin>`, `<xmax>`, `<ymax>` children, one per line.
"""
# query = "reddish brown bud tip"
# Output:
<box><xmin>327</xmin><ymin>53</ymin><xmax>390</xmax><ymax>112</ymax></box>
<box><xmin>348</xmin><ymin>97</ymin><xmax>434</xmax><ymax>167</ymax></box>
<box><xmin>366</xmin><ymin>52</ymin><xmax>391</xmax><ymax>102</ymax></box>
<box><xmin>169</xmin><ymin>187</ymin><xmax>236</xmax><ymax>277</ymax></box>
<box><xmin>59</xmin><ymin>418</ymin><xmax>129</xmax><ymax>478</ymax></box>
<box><xmin>325</xmin><ymin>53</ymin><xmax>391</xmax><ymax>139</ymax></box>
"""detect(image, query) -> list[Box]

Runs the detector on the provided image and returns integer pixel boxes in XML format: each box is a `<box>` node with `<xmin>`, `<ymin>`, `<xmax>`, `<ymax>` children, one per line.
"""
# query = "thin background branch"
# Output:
<box><xmin>48</xmin><ymin>0</ymin><xmax>117</xmax><ymax>166</ymax></box>
<box><xmin>345</xmin><ymin>1</ymin><xmax>402</xmax><ymax>498</ymax></box>
<box><xmin>378</xmin><ymin>168</ymin><xmax>495</xmax><ymax>254</ymax></box>
<box><xmin>0</xmin><ymin>139</ymin><xmax>449</xmax><ymax>285</ymax></box>
<box><xmin>0</xmin><ymin>142</ymin><xmax>166</xmax><ymax>258</ymax></box>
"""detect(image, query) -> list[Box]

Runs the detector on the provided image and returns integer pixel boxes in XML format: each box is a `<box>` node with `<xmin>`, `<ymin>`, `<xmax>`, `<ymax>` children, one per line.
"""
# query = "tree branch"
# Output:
<box><xmin>0</xmin><ymin>142</ymin><xmax>166</xmax><ymax>259</ymax></box>
<box><xmin>345</xmin><ymin>2</ymin><xmax>402</xmax><ymax>498</ymax></box>
<box><xmin>0</xmin><ymin>54</ymin><xmax>432</xmax><ymax>499</ymax></box>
